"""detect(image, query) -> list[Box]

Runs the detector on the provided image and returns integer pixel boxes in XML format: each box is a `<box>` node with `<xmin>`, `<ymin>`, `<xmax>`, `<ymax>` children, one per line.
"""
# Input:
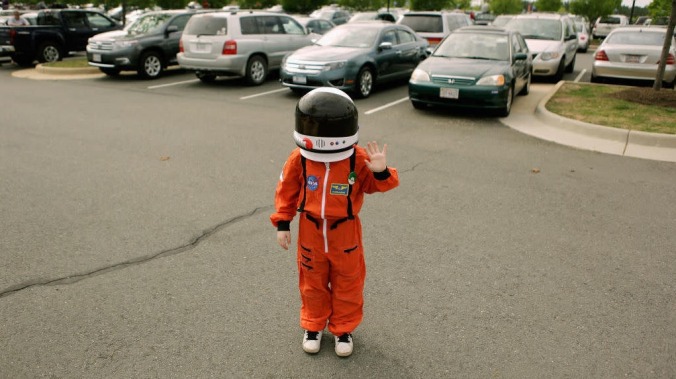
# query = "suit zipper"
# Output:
<box><xmin>321</xmin><ymin>162</ymin><xmax>330</xmax><ymax>253</ymax></box>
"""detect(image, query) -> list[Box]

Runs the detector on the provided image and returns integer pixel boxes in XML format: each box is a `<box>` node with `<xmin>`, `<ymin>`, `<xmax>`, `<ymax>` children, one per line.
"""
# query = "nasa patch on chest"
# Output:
<box><xmin>330</xmin><ymin>183</ymin><xmax>349</xmax><ymax>196</ymax></box>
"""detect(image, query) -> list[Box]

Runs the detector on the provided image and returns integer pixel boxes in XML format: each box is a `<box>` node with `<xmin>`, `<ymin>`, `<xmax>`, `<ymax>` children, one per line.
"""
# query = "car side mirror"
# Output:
<box><xmin>166</xmin><ymin>25</ymin><xmax>179</xmax><ymax>35</ymax></box>
<box><xmin>379</xmin><ymin>41</ymin><xmax>393</xmax><ymax>50</ymax></box>
<box><xmin>514</xmin><ymin>52</ymin><xmax>528</xmax><ymax>61</ymax></box>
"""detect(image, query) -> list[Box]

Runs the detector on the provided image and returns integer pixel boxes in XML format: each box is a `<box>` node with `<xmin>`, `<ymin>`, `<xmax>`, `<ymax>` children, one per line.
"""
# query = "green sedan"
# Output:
<box><xmin>408</xmin><ymin>26</ymin><xmax>533</xmax><ymax>117</ymax></box>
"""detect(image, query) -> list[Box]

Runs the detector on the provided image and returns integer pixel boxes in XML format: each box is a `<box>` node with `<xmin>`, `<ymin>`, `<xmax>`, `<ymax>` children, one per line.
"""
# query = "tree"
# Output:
<box><xmin>490</xmin><ymin>0</ymin><xmax>522</xmax><ymax>14</ymax></box>
<box><xmin>653</xmin><ymin>0</ymin><xmax>675</xmax><ymax>90</ymax></box>
<box><xmin>535</xmin><ymin>0</ymin><xmax>561</xmax><ymax>12</ymax></box>
<box><xmin>410</xmin><ymin>0</ymin><xmax>450</xmax><ymax>10</ymax></box>
<box><xmin>282</xmin><ymin>0</ymin><xmax>327</xmax><ymax>13</ymax></box>
<box><xmin>569</xmin><ymin>0</ymin><xmax>620</xmax><ymax>32</ymax></box>
<box><xmin>648</xmin><ymin>0</ymin><xmax>672</xmax><ymax>18</ymax></box>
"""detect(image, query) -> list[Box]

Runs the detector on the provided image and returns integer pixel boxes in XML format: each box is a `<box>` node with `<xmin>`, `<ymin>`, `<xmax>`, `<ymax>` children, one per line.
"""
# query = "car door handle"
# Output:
<box><xmin>69</xmin><ymin>28</ymin><xmax>76</xmax><ymax>31</ymax></box>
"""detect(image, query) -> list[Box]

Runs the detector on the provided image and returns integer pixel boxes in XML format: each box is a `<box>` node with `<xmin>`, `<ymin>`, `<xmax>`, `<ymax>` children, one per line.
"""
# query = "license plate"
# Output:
<box><xmin>440</xmin><ymin>87</ymin><xmax>459</xmax><ymax>99</ymax></box>
<box><xmin>92</xmin><ymin>54</ymin><xmax>101</xmax><ymax>62</ymax></box>
<box><xmin>626</xmin><ymin>55</ymin><xmax>640</xmax><ymax>63</ymax></box>
<box><xmin>194</xmin><ymin>43</ymin><xmax>210</xmax><ymax>53</ymax></box>
<box><xmin>293</xmin><ymin>76</ymin><xmax>307</xmax><ymax>84</ymax></box>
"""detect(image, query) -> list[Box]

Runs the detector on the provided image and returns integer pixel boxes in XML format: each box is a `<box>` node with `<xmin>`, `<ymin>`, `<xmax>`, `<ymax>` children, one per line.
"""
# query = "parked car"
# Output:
<box><xmin>310</xmin><ymin>6</ymin><xmax>351</xmax><ymax>25</ymax></box>
<box><xmin>294</xmin><ymin>16</ymin><xmax>335</xmax><ymax>35</ymax></box>
<box><xmin>408</xmin><ymin>26</ymin><xmax>532</xmax><ymax>116</ymax></box>
<box><xmin>592</xmin><ymin>14</ymin><xmax>629</xmax><ymax>39</ymax></box>
<box><xmin>397</xmin><ymin>11</ymin><xmax>472</xmax><ymax>51</ymax></box>
<box><xmin>87</xmin><ymin>10</ymin><xmax>206</xmax><ymax>79</ymax></box>
<box><xmin>348</xmin><ymin>12</ymin><xmax>397</xmax><ymax>23</ymax></box>
<box><xmin>474</xmin><ymin>12</ymin><xmax>496</xmax><ymax>26</ymax></box>
<box><xmin>0</xmin><ymin>9</ymin><xmax>121</xmax><ymax>66</ymax></box>
<box><xmin>177</xmin><ymin>11</ymin><xmax>318</xmax><ymax>85</ymax></box>
<box><xmin>591</xmin><ymin>26</ymin><xmax>676</xmax><ymax>88</ymax></box>
<box><xmin>280</xmin><ymin>22</ymin><xmax>429</xmax><ymax>98</ymax></box>
<box><xmin>491</xmin><ymin>14</ymin><xmax>514</xmax><ymax>27</ymax></box>
<box><xmin>575</xmin><ymin>20</ymin><xmax>590</xmax><ymax>53</ymax></box>
<box><xmin>504</xmin><ymin>13</ymin><xmax>578</xmax><ymax>81</ymax></box>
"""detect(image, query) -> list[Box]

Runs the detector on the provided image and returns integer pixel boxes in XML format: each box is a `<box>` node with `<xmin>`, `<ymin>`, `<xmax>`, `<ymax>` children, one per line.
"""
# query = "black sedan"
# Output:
<box><xmin>408</xmin><ymin>26</ymin><xmax>532</xmax><ymax>116</ymax></box>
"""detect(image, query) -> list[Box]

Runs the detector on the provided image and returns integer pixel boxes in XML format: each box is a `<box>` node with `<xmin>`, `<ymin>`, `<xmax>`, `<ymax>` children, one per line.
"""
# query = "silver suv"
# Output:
<box><xmin>177</xmin><ymin>11</ymin><xmax>317</xmax><ymax>84</ymax></box>
<box><xmin>397</xmin><ymin>11</ymin><xmax>473</xmax><ymax>50</ymax></box>
<box><xmin>505</xmin><ymin>13</ymin><xmax>578</xmax><ymax>81</ymax></box>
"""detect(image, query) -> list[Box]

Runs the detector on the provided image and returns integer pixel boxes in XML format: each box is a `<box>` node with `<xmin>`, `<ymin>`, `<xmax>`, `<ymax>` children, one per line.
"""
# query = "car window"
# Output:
<box><xmin>507</xmin><ymin>19</ymin><xmax>562</xmax><ymax>41</ymax></box>
<box><xmin>127</xmin><ymin>13</ymin><xmax>172</xmax><ymax>34</ymax></box>
<box><xmin>399</xmin><ymin>15</ymin><xmax>442</xmax><ymax>33</ymax></box>
<box><xmin>320</xmin><ymin>20</ymin><xmax>332</xmax><ymax>32</ymax></box>
<box><xmin>397</xmin><ymin>29</ymin><xmax>416</xmax><ymax>43</ymax></box>
<box><xmin>168</xmin><ymin>14</ymin><xmax>191</xmax><ymax>31</ymax></box>
<box><xmin>257</xmin><ymin>16</ymin><xmax>282</xmax><ymax>34</ymax></box>
<box><xmin>435</xmin><ymin>32</ymin><xmax>510</xmax><ymax>60</ymax></box>
<box><xmin>606</xmin><ymin>31</ymin><xmax>665</xmax><ymax>46</ymax></box>
<box><xmin>240</xmin><ymin>16</ymin><xmax>258</xmax><ymax>34</ymax></box>
<box><xmin>280</xmin><ymin>16</ymin><xmax>304</xmax><ymax>35</ymax></box>
<box><xmin>37</xmin><ymin>12</ymin><xmax>60</xmax><ymax>25</ymax></box>
<box><xmin>599</xmin><ymin>16</ymin><xmax>621</xmax><ymax>24</ymax></box>
<box><xmin>63</xmin><ymin>12</ymin><xmax>87</xmax><ymax>27</ymax></box>
<box><xmin>185</xmin><ymin>16</ymin><xmax>227</xmax><ymax>35</ymax></box>
<box><xmin>87</xmin><ymin>12</ymin><xmax>114</xmax><ymax>28</ymax></box>
<box><xmin>511</xmin><ymin>34</ymin><xmax>521</xmax><ymax>53</ymax></box>
<box><xmin>381</xmin><ymin>30</ymin><xmax>397</xmax><ymax>45</ymax></box>
<box><xmin>318</xmin><ymin>26</ymin><xmax>379</xmax><ymax>47</ymax></box>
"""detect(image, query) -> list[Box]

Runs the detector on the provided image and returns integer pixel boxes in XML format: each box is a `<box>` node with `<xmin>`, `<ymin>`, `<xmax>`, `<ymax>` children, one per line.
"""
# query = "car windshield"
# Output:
<box><xmin>184</xmin><ymin>16</ymin><xmax>227</xmax><ymax>36</ymax></box>
<box><xmin>599</xmin><ymin>16</ymin><xmax>621</xmax><ymax>24</ymax></box>
<box><xmin>606</xmin><ymin>31</ymin><xmax>665</xmax><ymax>46</ymax></box>
<box><xmin>127</xmin><ymin>13</ymin><xmax>172</xmax><ymax>35</ymax></box>
<box><xmin>433</xmin><ymin>32</ymin><xmax>510</xmax><ymax>60</ymax></box>
<box><xmin>506</xmin><ymin>18</ymin><xmax>562</xmax><ymax>41</ymax></box>
<box><xmin>317</xmin><ymin>27</ymin><xmax>378</xmax><ymax>47</ymax></box>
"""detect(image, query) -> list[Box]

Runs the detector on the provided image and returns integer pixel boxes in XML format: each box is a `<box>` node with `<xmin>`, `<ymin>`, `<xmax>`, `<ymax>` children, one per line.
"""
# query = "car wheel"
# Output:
<box><xmin>499</xmin><ymin>85</ymin><xmax>514</xmax><ymax>117</ymax></box>
<box><xmin>37</xmin><ymin>42</ymin><xmax>63</xmax><ymax>63</ymax></box>
<box><xmin>519</xmin><ymin>71</ymin><xmax>531</xmax><ymax>96</ymax></box>
<box><xmin>411</xmin><ymin>100</ymin><xmax>426</xmax><ymax>110</ymax></box>
<box><xmin>553</xmin><ymin>59</ymin><xmax>565</xmax><ymax>82</ymax></box>
<box><xmin>565</xmin><ymin>54</ymin><xmax>575</xmax><ymax>73</ymax></box>
<box><xmin>196</xmin><ymin>71</ymin><xmax>216</xmax><ymax>83</ymax></box>
<box><xmin>100</xmin><ymin>67</ymin><xmax>120</xmax><ymax>76</ymax></box>
<box><xmin>663</xmin><ymin>80</ymin><xmax>675</xmax><ymax>89</ymax></box>
<box><xmin>245</xmin><ymin>55</ymin><xmax>267</xmax><ymax>86</ymax></box>
<box><xmin>138</xmin><ymin>51</ymin><xmax>163</xmax><ymax>79</ymax></box>
<box><xmin>355</xmin><ymin>66</ymin><xmax>374</xmax><ymax>98</ymax></box>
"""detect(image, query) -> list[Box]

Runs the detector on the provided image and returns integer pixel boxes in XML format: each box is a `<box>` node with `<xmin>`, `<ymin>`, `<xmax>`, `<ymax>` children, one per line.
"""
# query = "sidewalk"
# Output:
<box><xmin>502</xmin><ymin>81</ymin><xmax>676</xmax><ymax>163</ymax></box>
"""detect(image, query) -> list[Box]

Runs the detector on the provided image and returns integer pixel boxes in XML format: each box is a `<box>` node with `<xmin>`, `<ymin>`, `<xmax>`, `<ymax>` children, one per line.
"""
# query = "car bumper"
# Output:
<box><xmin>532</xmin><ymin>57</ymin><xmax>562</xmax><ymax>77</ymax></box>
<box><xmin>86</xmin><ymin>48</ymin><xmax>137</xmax><ymax>70</ymax></box>
<box><xmin>0</xmin><ymin>45</ymin><xmax>15</xmax><ymax>57</ymax></box>
<box><xmin>177</xmin><ymin>53</ymin><xmax>247</xmax><ymax>76</ymax></box>
<box><xmin>593</xmin><ymin>61</ymin><xmax>676</xmax><ymax>83</ymax></box>
<box><xmin>408</xmin><ymin>81</ymin><xmax>510</xmax><ymax>110</ymax></box>
<box><xmin>279</xmin><ymin>66</ymin><xmax>357</xmax><ymax>92</ymax></box>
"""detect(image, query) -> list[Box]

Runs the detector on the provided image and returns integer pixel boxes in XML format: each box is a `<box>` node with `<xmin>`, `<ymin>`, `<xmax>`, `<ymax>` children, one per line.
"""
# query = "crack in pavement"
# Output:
<box><xmin>0</xmin><ymin>205</ymin><xmax>273</xmax><ymax>299</ymax></box>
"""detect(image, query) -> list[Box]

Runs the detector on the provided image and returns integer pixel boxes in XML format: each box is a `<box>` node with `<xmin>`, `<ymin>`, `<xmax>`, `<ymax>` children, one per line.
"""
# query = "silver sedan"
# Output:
<box><xmin>591</xmin><ymin>26</ymin><xmax>676</xmax><ymax>88</ymax></box>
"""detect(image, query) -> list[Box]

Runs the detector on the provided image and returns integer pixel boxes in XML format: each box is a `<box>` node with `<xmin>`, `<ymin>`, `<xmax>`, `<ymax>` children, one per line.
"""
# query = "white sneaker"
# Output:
<box><xmin>334</xmin><ymin>333</ymin><xmax>353</xmax><ymax>357</ymax></box>
<box><xmin>302</xmin><ymin>330</ymin><xmax>322</xmax><ymax>354</ymax></box>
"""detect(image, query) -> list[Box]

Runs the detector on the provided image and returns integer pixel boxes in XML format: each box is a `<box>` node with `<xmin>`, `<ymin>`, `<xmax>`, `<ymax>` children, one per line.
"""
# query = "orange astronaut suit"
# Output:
<box><xmin>271</xmin><ymin>145</ymin><xmax>399</xmax><ymax>336</ymax></box>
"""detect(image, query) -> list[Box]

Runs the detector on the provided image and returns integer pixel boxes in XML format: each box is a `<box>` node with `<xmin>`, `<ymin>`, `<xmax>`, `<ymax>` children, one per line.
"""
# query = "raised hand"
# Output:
<box><xmin>365</xmin><ymin>141</ymin><xmax>388</xmax><ymax>173</ymax></box>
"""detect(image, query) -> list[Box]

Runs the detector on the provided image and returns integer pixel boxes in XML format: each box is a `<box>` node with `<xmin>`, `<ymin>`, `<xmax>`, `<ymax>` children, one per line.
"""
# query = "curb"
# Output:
<box><xmin>536</xmin><ymin>81</ymin><xmax>676</xmax><ymax>149</ymax></box>
<box><xmin>35</xmin><ymin>63</ymin><xmax>101</xmax><ymax>75</ymax></box>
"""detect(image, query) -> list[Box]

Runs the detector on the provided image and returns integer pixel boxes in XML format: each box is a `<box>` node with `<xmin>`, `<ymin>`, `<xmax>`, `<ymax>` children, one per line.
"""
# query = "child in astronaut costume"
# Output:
<box><xmin>271</xmin><ymin>88</ymin><xmax>399</xmax><ymax>357</ymax></box>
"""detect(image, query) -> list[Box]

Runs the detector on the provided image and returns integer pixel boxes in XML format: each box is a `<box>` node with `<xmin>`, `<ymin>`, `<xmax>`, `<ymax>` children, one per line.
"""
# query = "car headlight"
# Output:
<box><xmin>410</xmin><ymin>68</ymin><xmax>430</xmax><ymax>82</ymax></box>
<box><xmin>476</xmin><ymin>75</ymin><xmax>505</xmax><ymax>86</ymax></box>
<box><xmin>113</xmin><ymin>40</ymin><xmax>138</xmax><ymax>49</ymax></box>
<box><xmin>539</xmin><ymin>52</ymin><xmax>560</xmax><ymax>61</ymax></box>
<box><xmin>322</xmin><ymin>61</ymin><xmax>346</xmax><ymax>71</ymax></box>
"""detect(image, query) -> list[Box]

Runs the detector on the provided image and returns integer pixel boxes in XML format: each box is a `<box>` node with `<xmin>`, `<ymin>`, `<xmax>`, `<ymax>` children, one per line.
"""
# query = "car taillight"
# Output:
<box><xmin>222</xmin><ymin>40</ymin><xmax>236</xmax><ymax>55</ymax></box>
<box><xmin>9</xmin><ymin>29</ymin><xmax>16</xmax><ymax>44</ymax></box>
<box><xmin>666</xmin><ymin>54</ymin><xmax>675</xmax><ymax>65</ymax></box>
<box><xmin>595</xmin><ymin>50</ymin><xmax>609</xmax><ymax>61</ymax></box>
<box><xmin>179</xmin><ymin>39</ymin><xmax>183</xmax><ymax>53</ymax></box>
<box><xmin>580</xmin><ymin>35</ymin><xmax>587</xmax><ymax>41</ymax></box>
<box><xmin>426</xmin><ymin>37</ymin><xmax>442</xmax><ymax>46</ymax></box>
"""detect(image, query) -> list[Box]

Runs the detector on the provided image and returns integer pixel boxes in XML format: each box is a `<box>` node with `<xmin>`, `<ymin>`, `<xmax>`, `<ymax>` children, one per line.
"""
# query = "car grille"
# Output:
<box><xmin>285</xmin><ymin>61</ymin><xmax>324</xmax><ymax>75</ymax></box>
<box><xmin>88</xmin><ymin>41</ymin><xmax>114</xmax><ymax>51</ymax></box>
<box><xmin>431</xmin><ymin>75</ymin><xmax>475</xmax><ymax>86</ymax></box>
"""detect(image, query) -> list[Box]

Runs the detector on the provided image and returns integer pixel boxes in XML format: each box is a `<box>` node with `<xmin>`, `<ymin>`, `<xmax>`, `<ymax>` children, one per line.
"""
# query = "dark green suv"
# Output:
<box><xmin>86</xmin><ymin>9</ymin><xmax>207</xmax><ymax>79</ymax></box>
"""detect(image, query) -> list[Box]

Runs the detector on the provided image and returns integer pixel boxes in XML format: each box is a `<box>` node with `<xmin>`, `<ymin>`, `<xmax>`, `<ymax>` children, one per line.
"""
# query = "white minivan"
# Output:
<box><xmin>592</xmin><ymin>15</ymin><xmax>629</xmax><ymax>39</ymax></box>
<box><xmin>178</xmin><ymin>11</ymin><xmax>317</xmax><ymax>85</ymax></box>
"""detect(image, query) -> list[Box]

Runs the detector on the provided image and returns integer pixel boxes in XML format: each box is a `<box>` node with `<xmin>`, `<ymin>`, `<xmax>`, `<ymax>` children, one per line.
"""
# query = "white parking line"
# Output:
<box><xmin>147</xmin><ymin>79</ymin><xmax>200</xmax><ymax>90</ymax></box>
<box><xmin>364</xmin><ymin>97</ymin><xmax>410</xmax><ymax>115</ymax></box>
<box><xmin>574</xmin><ymin>69</ymin><xmax>587</xmax><ymax>83</ymax></box>
<box><xmin>240</xmin><ymin>88</ymin><xmax>288</xmax><ymax>100</ymax></box>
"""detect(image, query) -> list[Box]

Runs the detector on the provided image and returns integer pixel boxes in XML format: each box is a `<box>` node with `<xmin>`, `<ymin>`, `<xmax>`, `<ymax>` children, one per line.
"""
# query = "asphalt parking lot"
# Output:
<box><xmin>1</xmin><ymin>53</ymin><xmax>675</xmax><ymax>378</ymax></box>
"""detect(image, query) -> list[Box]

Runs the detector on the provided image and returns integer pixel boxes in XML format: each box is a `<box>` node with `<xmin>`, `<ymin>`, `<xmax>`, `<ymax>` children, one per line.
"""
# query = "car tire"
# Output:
<box><xmin>553</xmin><ymin>59</ymin><xmax>565</xmax><ymax>82</ymax></box>
<box><xmin>499</xmin><ymin>85</ymin><xmax>514</xmax><ymax>117</ymax></box>
<box><xmin>565</xmin><ymin>54</ymin><xmax>575</xmax><ymax>73</ymax></box>
<box><xmin>100</xmin><ymin>67</ymin><xmax>120</xmax><ymax>76</ymax></box>
<box><xmin>355</xmin><ymin>66</ymin><xmax>374</xmax><ymax>99</ymax></box>
<box><xmin>37</xmin><ymin>42</ymin><xmax>63</xmax><ymax>63</ymax></box>
<box><xmin>196</xmin><ymin>71</ymin><xmax>216</xmax><ymax>83</ymax></box>
<box><xmin>138</xmin><ymin>51</ymin><xmax>163</xmax><ymax>79</ymax></box>
<box><xmin>245</xmin><ymin>55</ymin><xmax>267</xmax><ymax>86</ymax></box>
<box><xmin>519</xmin><ymin>71</ymin><xmax>531</xmax><ymax>96</ymax></box>
<box><xmin>411</xmin><ymin>100</ymin><xmax>426</xmax><ymax>110</ymax></box>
